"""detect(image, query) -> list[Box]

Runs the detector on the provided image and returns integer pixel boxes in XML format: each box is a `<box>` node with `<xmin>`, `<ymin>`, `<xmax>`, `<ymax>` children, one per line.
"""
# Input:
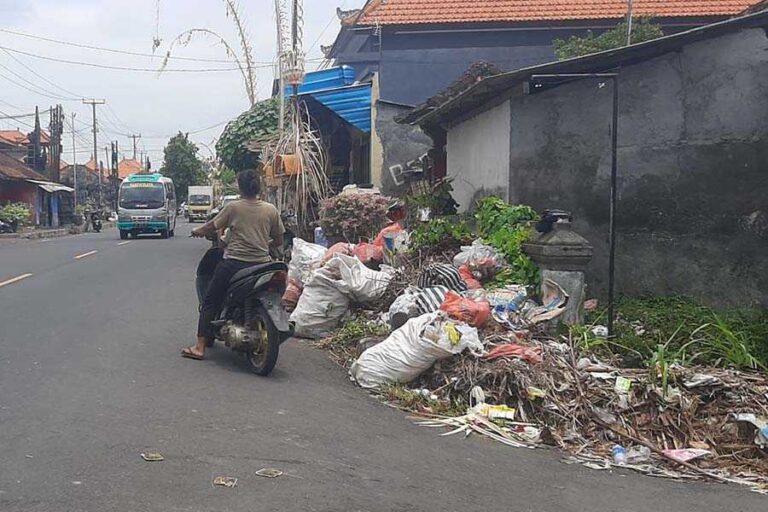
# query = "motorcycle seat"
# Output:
<box><xmin>229</xmin><ymin>261</ymin><xmax>287</xmax><ymax>284</ymax></box>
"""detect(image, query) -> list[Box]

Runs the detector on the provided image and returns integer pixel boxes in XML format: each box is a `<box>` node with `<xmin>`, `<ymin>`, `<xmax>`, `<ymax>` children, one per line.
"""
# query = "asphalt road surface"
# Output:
<box><xmin>0</xmin><ymin>224</ymin><xmax>765</xmax><ymax>512</ymax></box>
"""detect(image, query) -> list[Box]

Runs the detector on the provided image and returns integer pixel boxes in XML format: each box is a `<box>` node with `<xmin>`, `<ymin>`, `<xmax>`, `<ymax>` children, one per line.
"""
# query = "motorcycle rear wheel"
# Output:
<box><xmin>242</xmin><ymin>308</ymin><xmax>280</xmax><ymax>376</ymax></box>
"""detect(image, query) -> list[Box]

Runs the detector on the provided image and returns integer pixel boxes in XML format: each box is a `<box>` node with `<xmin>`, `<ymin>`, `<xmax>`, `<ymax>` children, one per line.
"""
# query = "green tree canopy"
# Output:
<box><xmin>160</xmin><ymin>132</ymin><xmax>206</xmax><ymax>200</ymax></box>
<box><xmin>216</xmin><ymin>98</ymin><xmax>279</xmax><ymax>172</ymax></box>
<box><xmin>553</xmin><ymin>19</ymin><xmax>664</xmax><ymax>60</ymax></box>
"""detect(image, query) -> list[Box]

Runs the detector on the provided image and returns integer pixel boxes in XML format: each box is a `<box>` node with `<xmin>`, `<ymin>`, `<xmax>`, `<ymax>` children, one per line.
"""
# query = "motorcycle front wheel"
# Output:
<box><xmin>243</xmin><ymin>307</ymin><xmax>280</xmax><ymax>376</ymax></box>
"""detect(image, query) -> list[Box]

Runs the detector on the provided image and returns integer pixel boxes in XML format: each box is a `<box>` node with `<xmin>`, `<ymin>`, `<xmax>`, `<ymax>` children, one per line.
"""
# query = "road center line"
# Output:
<box><xmin>117</xmin><ymin>241</ymin><xmax>131</xmax><ymax>246</ymax></box>
<box><xmin>74</xmin><ymin>250</ymin><xmax>98</xmax><ymax>260</ymax></box>
<box><xmin>0</xmin><ymin>273</ymin><xmax>33</xmax><ymax>288</ymax></box>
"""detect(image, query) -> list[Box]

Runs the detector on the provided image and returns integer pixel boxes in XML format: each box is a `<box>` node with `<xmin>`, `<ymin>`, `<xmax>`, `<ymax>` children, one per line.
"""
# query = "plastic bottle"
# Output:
<box><xmin>313</xmin><ymin>226</ymin><xmax>328</xmax><ymax>248</ymax></box>
<box><xmin>626</xmin><ymin>446</ymin><xmax>651</xmax><ymax>464</ymax></box>
<box><xmin>612</xmin><ymin>445</ymin><xmax>627</xmax><ymax>465</ymax></box>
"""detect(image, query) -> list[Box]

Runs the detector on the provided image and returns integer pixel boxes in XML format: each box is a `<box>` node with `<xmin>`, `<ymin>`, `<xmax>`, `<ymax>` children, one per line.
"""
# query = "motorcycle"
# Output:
<box><xmin>0</xmin><ymin>219</ymin><xmax>14</xmax><ymax>234</ymax></box>
<box><xmin>90</xmin><ymin>211</ymin><xmax>103</xmax><ymax>233</ymax></box>
<box><xmin>195</xmin><ymin>233</ymin><xmax>293</xmax><ymax>376</ymax></box>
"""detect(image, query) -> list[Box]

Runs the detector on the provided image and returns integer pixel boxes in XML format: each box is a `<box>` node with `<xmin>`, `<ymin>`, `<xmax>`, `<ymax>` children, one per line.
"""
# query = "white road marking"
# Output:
<box><xmin>0</xmin><ymin>273</ymin><xmax>33</xmax><ymax>288</ymax></box>
<box><xmin>117</xmin><ymin>241</ymin><xmax>131</xmax><ymax>246</ymax></box>
<box><xmin>74</xmin><ymin>250</ymin><xmax>98</xmax><ymax>260</ymax></box>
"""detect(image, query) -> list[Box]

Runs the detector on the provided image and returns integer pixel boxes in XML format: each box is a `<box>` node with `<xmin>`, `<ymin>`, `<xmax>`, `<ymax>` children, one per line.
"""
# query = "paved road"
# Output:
<box><xmin>0</xmin><ymin>225</ymin><xmax>764</xmax><ymax>512</ymax></box>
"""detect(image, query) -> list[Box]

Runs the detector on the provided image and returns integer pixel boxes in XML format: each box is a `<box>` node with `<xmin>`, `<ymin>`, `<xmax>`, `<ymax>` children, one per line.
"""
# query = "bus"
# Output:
<box><xmin>117</xmin><ymin>173</ymin><xmax>177</xmax><ymax>239</ymax></box>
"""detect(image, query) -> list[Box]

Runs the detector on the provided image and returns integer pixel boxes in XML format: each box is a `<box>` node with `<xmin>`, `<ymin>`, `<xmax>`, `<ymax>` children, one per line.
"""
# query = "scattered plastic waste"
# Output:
<box><xmin>213</xmin><ymin>476</ymin><xmax>237</xmax><ymax>488</ymax></box>
<box><xmin>592</xmin><ymin>325</ymin><xmax>609</xmax><ymax>338</ymax></box>
<box><xmin>612</xmin><ymin>445</ymin><xmax>627</xmax><ymax>465</ymax></box>
<box><xmin>255</xmin><ymin>468</ymin><xmax>284</xmax><ymax>478</ymax></box>
<box><xmin>663</xmin><ymin>449</ymin><xmax>712</xmax><ymax>463</ymax></box>
<box><xmin>439</xmin><ymin>291</ymin><xmax>491</xmax><ymax>327</ymax></box>
<box><xmin>615</xmin><ymin>376</ymin><xmax>632</xmax><ymax>394</ymax></box>
<box><xmin>625</xmin><ymin>446</ymin><xmax>651</xmax><ymax>464</ymax></box>
<box><xmin>731</xmin><ymin>413</ymin><xmax>768</xmax><ymax>448</ymax></box>
<box><xmin>484</xmin><ymin>343</ymin><xmax>542</xmax><ymax>364</ymax></box>
<box><xmin>140</xmin><ymin>452</ymin><xmax>164</xmax><ymax>462</ymax></box>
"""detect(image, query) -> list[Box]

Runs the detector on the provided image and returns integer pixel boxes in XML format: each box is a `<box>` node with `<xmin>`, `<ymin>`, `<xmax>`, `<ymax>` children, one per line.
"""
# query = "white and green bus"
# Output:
<box><xmin>117</xmin><ymin>173</ymin><xmax>177</xmax><ymax>239</ymax></box>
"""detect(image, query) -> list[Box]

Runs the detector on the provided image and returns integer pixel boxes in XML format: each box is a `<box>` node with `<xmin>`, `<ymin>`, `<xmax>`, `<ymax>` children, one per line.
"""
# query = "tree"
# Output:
<box><xmin>216</xmin><ymin>98</ymin><xmax>279</xmax><ymax>172</ymax></box>
<box><xmin>218</xmin><ymin>166</ymin><xmax>238</xmax><ymax>195</ymax></box>
<box><xmin>160</xmin><ymin>132</ymin><xmax>206</xmax><ymax>200</ymax></box>
<box><xmin>553</xmin><ymin>19</ymin><xmax>664</xmax><ymax>60</ymax></box>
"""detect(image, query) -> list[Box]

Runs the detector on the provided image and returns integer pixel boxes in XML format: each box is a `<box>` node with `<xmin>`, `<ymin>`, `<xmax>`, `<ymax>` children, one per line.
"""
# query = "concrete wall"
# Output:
<box><xmin>503</xmin><ymin>27</ymin><xmax>768</xmax><ymax>307</ymax></box>
<box><xmin>447</xmin><ymin>101</ymin><xmax>512</xmax><ymax>211</ymax></box>
<box><xmin>374</xmin><ymin>101</ymin><xmax>433</xmax><ymax>195</ymax></box>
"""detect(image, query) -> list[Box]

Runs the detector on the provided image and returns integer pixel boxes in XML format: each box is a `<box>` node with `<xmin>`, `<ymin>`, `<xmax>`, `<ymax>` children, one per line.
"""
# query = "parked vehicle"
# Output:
<box><xmin>187</xmin><ymin>186</ymin><xmax>214</xmax><ymax>223</ymax></box>
<box><xmin>195</xmin><ymin>235</ymin><xmax>293</xmax><ymax>375</ymax></box>
<box><xmin>209</xmin><ymin>194</ymin><xmax>240</xmax><ymax>218</ymax></box>
<box><xmin>116</xmin><ymin>173</ymin><xmax>177</xmax><ymax>239</ymax></box>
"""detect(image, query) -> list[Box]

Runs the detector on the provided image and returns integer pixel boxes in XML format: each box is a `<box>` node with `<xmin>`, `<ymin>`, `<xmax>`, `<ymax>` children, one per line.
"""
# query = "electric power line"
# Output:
<box><xmin>0</xmin><ymin>48</ymin><xmax>85</xmax><ymax>99</ymax></box>
<box><xmin>0</xmin><ymin>45</ymin><xmax>245</xmax><ymax>73</ymax></box>
<box><xmin>0</xmin><ymin>27</ymin><xmax>278</xmax><ymax>64</ymax></box>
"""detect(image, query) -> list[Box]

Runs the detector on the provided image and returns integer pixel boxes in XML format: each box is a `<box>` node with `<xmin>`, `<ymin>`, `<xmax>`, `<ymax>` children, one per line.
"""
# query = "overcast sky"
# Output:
<box><xmin>0</xmin><ymin>0</ymin><xmax>354</xmax><ymax>165</ymax></box>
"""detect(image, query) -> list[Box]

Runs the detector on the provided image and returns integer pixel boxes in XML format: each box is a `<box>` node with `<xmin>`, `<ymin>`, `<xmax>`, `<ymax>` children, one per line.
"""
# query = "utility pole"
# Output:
<box><xmin>82</xmin><ymin>99</ymin><xmax>106</xmax><ymax>208</ymax></box>
<box><xmin>71</xmin><ymin>112</ymin><xmax>77</xmax><ymax>208</ymax></box>
<box><xmin>626</xmin><ymin>0</ymin><xmax>634</xmax><ymax>46</ymax></box>
<box><xmin>48</xmin><ymin>105</ymin><xmax>63</xmax><ymax>183</ymax></box>
<box><xmin>129</xmin><ymin>134</ymin><xmax>142</xmax><ymax>160</ymax></box>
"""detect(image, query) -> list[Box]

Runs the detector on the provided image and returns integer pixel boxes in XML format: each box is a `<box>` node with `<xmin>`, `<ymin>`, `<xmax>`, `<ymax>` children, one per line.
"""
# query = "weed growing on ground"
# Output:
<box><xmin>579</xmin><ymin>296</ymin><xmax>768</xmax><ymax>370</ymax></box>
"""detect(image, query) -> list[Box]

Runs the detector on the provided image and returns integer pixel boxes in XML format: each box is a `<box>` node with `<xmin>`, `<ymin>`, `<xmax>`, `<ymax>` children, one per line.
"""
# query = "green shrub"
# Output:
<box><xmin>319</xmin><ymin>193</ymin><xmax>392</xmax><ymax>243</ymax></box>
<box><xmin>410</xmin><ymin>218</ymin><xmax>473</xmax><ymax>253</ymax></box>
<box><xmin>0</xmin><ymin>202</ymin><xmax>31</xmax><ymax>226</ymax></box>
<box><xmin>475</xmin><ymin>197</ymin><xmax>540</xmax><ymax>287</ymax></box>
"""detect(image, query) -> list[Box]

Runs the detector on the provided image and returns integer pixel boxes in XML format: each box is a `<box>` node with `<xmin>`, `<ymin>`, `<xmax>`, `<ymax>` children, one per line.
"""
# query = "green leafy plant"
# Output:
<box><xmin>216</xmin><ymin>98</ymin><xmax>280</xmax><ymax>172</ymax></box>
<box><xmin>475</xmin><ymin>197</ymin><xmax>539</xmax><ymax>286</ymax></box>
<box><xmin>407</xmin><ymin>179</ymin><xmax>459</xmax><ymax>216</ymax></box>
<box><xmin>0</xmin><ymin>202</ymin><xmax>31</xmax><ymax>228</ymax></box>
<box><xmin>319</xmin><ymin>193</ymin><xmax>392</xmax><ymax>243</ymax></box>
<box><xmin>410</xmin><ymin>218</ymin><xmax>473</xmax><ymax>252</ymax></box>
<box><xmin>553</xmin><ymin>18</ymin><xmax>664</xmax><ymax>60</ymax></box>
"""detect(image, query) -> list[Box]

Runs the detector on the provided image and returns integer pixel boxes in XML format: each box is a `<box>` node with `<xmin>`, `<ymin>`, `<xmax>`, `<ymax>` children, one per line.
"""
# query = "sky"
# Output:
<box><xmin>0</xmin><ymin>0</ymin><xmax>355</xmax><ymax>166</ymax></box>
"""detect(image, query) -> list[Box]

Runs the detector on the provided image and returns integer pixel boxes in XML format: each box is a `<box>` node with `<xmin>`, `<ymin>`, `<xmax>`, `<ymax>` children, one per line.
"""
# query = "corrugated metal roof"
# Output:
<box><xmin>290</xmin><ymin>67</ymin><xmax>372</xmax><ymax>133</ymax></box>
<box><xmin>310</xmin><ymin>84</ymin><xmax>372</xmax><ymax>133</ymax></box>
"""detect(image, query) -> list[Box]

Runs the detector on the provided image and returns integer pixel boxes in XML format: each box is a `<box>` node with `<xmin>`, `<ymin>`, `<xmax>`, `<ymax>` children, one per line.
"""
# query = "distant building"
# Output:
<box><xmin>0</xmin><ymin>152</ymin><xmax>73</xmax><ymax>227</ymax></box>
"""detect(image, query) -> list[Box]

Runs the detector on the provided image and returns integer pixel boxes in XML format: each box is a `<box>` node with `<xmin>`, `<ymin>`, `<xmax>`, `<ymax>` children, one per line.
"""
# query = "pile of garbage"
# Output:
<box><xmin>288</xmin><ymin>217</ymin><xmax>768</xmax><ymax>493</ymax></box>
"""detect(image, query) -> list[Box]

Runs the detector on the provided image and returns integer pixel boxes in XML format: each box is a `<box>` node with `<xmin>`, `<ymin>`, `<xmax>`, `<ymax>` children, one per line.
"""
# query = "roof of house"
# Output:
<box><xmin>401</xmin><ymin>8</ymin><xmax>768</xmax><ymax>126</ymax></box>
<box><xmin>0</xmin><ymin>152</ymin><xmax>48</xmax><ymax>181</ymax></box>
<box><xmin>357</xmin><ymin>0</ymin><xmax>756</xmax><ymax>25</ymax></box>
<box><xmin>0</xmin><ymin>129</ymin><xmax>51</xmax><ymax>146</ymax></box>
<box><xmin>117</xmin><ymin>158</ymin><xmax>143</xmax><ymax>179</ymax></box>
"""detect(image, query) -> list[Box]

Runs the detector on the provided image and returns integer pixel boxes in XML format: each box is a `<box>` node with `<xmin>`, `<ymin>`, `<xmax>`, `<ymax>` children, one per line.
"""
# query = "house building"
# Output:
<box><xmin>324</xmin><ymin>0</ymin><xmax>755</xmax><ymax>193</ymax></box>
<box><xmin>0</xmin><ymin>152</ymin><xmax>73</xmax><ymax>227</ymax></box>
<box><xmin>401</xmin><ymin>9</ymin><xmax>768</xmax><ymax>307</ymax></box>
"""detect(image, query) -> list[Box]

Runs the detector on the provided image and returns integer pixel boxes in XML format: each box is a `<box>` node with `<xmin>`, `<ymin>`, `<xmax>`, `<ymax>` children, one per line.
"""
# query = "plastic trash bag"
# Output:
<box><xmin>353</xmin><ymin>242</ymin><xmax>384</xmax><ymax>266</ymax></box>
<box><xmin>440</xmin><ymin>291</ymin><xmax>491</xmax><ymax>327</ymax></box>
<box><xmin>458</xmin><ymin>265</ymin><xmax>482</xmax><ymax>290</ymax></box>
<box><xmin>281</xmin><ymin>277</ymin><xmax>303</xmax><ymax>313</ymax></box>
<box><xmin>389</xmin><ymin>291</ymin><xmax>421</xmax><ymax>330</ymax></box>
<box><xmin>350</xmin><ymin>312</ymin><xmax>485</xmax><ymax>389</ymax></box>
<box><xmin>290</xmin><ymin>268</ymin><xmax>351</xmax><ymax>339</ymax></box>
<box><xmin>288</xmin><ymin>238</ymin><xmax>327</xmax><ymax>285</ymax></box>
<box><xmin>323</xmin><ymin>254</ymin><xmax>394</xmax><ymax>303</ymax></box>
<box><xmin>417</xmin><ymin>264</ymin><xmax>468</xmax><ymax>292</ymax></box>
<box><xmin>320</xmin><ymin>242</ymin><xmax>355</xmax><ymax>266</ymax></box>
<box><xmin>453</xmin><ymin>240</ymin><xmax>504</xmax><ymax>279</ymax></box>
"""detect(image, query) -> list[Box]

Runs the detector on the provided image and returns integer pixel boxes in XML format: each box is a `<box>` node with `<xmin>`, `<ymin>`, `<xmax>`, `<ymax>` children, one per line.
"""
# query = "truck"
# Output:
<box><xmin>187</xmin><ymin>186</ymin><xmax>214</xmax><ymax>222</ymax></box>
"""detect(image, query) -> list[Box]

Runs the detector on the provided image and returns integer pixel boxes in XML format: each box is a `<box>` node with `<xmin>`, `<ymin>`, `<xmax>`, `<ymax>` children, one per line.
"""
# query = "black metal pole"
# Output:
<box><xmin>607</xmin><ymin>77</ymin><xmax>619</xmax><ymax>337</ymax></box>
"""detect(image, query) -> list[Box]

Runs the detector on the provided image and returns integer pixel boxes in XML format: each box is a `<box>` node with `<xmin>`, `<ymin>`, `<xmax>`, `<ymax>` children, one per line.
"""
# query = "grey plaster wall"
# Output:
<box><xmin>506</xmin><ymin>28</ymin><xmax>768</xmax><ymax>307</ymax></box>
<box><xmin>375</xmin><ymin>101</ymin><xmax>432</xmax><ymax>196</ymax></box>
<box><xmin>448</xmin><ymin>101</ymin><xmax>512</xmax><ymax>211</ymax></box>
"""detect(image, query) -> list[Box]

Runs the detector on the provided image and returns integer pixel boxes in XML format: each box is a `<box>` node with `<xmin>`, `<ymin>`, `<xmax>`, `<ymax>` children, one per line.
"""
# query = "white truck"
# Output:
<box><xmin>187</xmin><ymin>185</ymin><xmax>214</xmax><ymax>222</ymax></box>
